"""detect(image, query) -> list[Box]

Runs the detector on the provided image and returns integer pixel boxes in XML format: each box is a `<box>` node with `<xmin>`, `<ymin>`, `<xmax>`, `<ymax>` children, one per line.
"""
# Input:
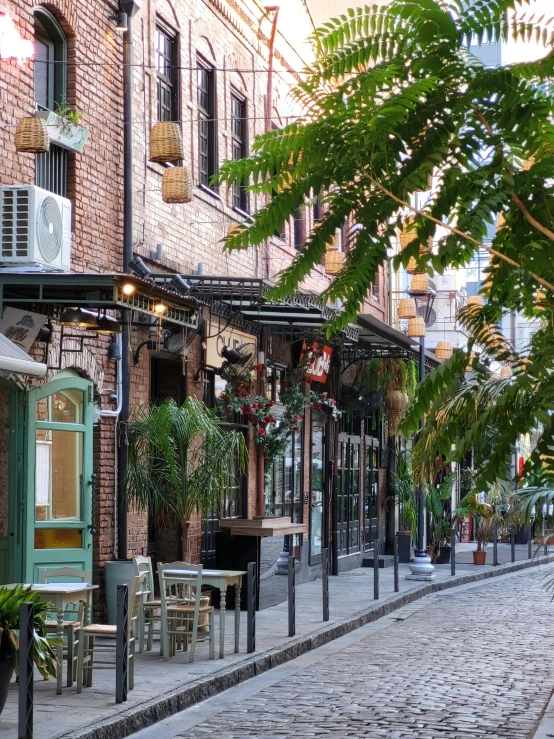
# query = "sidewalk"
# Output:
<box><xmin>1</xmin><ymin>545</ymin><xmax>552</xmax><ymax>739</ymax></box>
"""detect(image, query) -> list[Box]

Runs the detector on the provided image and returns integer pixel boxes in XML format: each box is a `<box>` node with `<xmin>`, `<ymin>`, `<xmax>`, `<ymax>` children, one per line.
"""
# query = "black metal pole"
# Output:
<box><xmin>322</xmin><ymin>547</ymin><xmax>329</xmax><ymax>621</ymax></box>
<box><xmin>415</xmin><ymin>336</ymin><xmax>426</xmax><ymax>557</ymax></box>
<box><xmin>288</xmin><ymin>554</ymin><xmax>295</xmax><ymax>637</ymax></box>
<box><xmin>511</xmin><ymin>525</ymin><xmax>516</xmax><ymax>563</ymax></box>
<box><xmin>450</xmin><ymin>528</ymin><xmax>456</xmax><ymax>576</ymax></box>
<box><xmin>493</xmin><ymin>522</ymin><xmax>498</xmax><ymax>566</ymax></box>
<box><xmin>247</xmin><ymin>562</ymin><xmax>256</xmax><ymax>653</ymax></box>
<box><xmin>528</xmin><ymin>534</ymin><xmax>532</xmax><ymax>559</ymax></box>
<box><xmin>393</xmin><ymin>535</ymin><xmax>399</xmax><ymax>592</ymax></box>
<box><xmin>373</xmin><ymin>538</ymin><xmax>379</xmax><ymax>600</ymax></box>
<box><xmin>117</xmin><ymin>15</ymin><xmax>133</xmax><ymax>561</ymax></box>
<box><xmin>115</xmin><ymin>584</ymin><xmax>129</xmax><ymax>703</ymax></box>
<box><xmin>18</xmin><ymin>603</ymin><xmax>33</xmax><ymax>739</ymax></box>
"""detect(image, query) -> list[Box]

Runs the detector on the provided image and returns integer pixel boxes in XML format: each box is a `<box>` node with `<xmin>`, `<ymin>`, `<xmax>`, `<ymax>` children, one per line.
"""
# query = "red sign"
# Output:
<box><xmin>303</xmin><ymin>343</ymin><xmax>333</xmax><ymax>383</ymax></box>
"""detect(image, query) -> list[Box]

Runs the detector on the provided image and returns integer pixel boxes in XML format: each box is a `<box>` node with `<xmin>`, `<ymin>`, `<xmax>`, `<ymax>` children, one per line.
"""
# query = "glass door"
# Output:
<box><xmin>364</xmin><ymin>437</ymin><xmax>379</xmax><ymax>551</ymax></box>
<box><xmin>25</xmin><ymin>377</ymin><xmax>94</xmax><ymax>582</ymax></box>
<box><xmin>337</xmin><ymin>433</ymin><xmax>361</xmax><ymax>556</ymax></box>
<box><xmin>310</xmin><ymin>423</ymin><xmax>325</xmax><ymax>563</ymax></box>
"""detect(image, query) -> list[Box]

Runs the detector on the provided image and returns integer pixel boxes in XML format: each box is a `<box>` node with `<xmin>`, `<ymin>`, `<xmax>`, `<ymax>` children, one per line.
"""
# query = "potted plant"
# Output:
<box><xmin>425</xmin><ymin>473</ymin><xmax>455</xmax><ymax>564</ymax></box>
<box><xmin>0</xmin><ymin>585</ymin><xmax>59</xmax><ymax>715</ymax></box>
<box><xmin>36</xmin><ymin>95</ymin><xmax>90</xmax><ymax>152</ymax></box>
<box><xmin>454</xmin><ymin>492</ymin><xmax>493</xmax><ymax>565</ymax></box>
<box><xmin>390</xmin><ymin>450</ymin><xmax>417</xmax><ymax>563</ymax></box>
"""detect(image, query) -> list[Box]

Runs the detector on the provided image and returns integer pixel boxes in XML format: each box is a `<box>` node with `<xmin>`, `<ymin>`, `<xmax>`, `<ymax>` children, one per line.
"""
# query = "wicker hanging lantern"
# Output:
<box><xmin>407</xmin><ymin>316</ymin><xmax>426</xmax><ymax>337</ymax></box>
<box><xmin>149</xmin><ymin>122</ymin><xmax>184</xmax><ymax>163</ymax></box>
<box><xmin>324</xmin><ymin>251</ymin><xmax>345</xmax><ymax>275</ymax></box>
<box><xmin>410</xmin><ymin>273</ymin><xmax>429</xmax><ymax>294</ymax></box>
<box><xmin>536</xmin><ymin>290</ymin><xmax>548</xmax><ymax>312</ymax></box>
<box><xmin>500</xmin><ymin>365</ymin><xmax>512</xmax><ymax>379</ymax></box>
<box><xmin>385</xmin><ymin>390</ymin><xmax>408</xmax><ymax>412</ymax></box>
<box><xmin>399</xmin><ymin>218</ymin><xmax>416</xmax><ymax>250</ymax></box>
<box><xmin>435</xmin><ymin>340</ymin><xmax>453</xmax><ymax>360</ymax></box>
<box><xmin>326</xmin><ymin>230</ymin><xmax>340</xmax><ymax>252</ymax></box>
<box><xmin>15</xmin><ymin>116</ymin><xmax>49</xmax><ymax>153</ymax></box>
<box><xmin>388</xmin><ymin>409</ymin><xmax>403</xmax><ymax>436</ymax></box>
<box><xmin>406</xmin><ymin>256</ymin><xmax>425</xmax><ymax>275</ymax></box>
<box><xmin>419</xmin><ymin>237</ymin><xmax>433</xmax><ymax>255</ymax></box>
<box><xmin>467</xmin><ymin>295</ymin><xmax>484</xmax><ymax>308</ymax></box>
<box><xmin>398</xmin><ymin>298</ymin><xmax>417</xmax><ymax>319</ymax></box>
<box><xmin>162</xmin><ymin>166</ymin><xmax>192</xmax><ymax>204</ymax></box>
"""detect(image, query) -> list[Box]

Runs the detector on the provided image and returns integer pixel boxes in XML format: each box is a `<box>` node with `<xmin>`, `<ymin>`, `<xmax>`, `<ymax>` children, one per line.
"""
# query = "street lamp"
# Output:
<box><xmin>405</xmin><ymin>276</ymin><xmax>436</xmax><ymax>581</ymax></box>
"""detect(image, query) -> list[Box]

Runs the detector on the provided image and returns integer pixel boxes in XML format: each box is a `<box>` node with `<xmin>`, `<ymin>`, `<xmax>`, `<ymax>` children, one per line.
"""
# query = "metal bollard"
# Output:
<box><xmin>528</xmin><ymin>534</ymin><xmax>532</xmax><ymax>559</ymax></box>
<box><xmin>493</xmin><ymin>522</ymin><xmax>498</xmax><ymax>566</ymax></box>
<box><xmin>393</xmin><ymin>536</ymin><xmax>399</xmax><ymax>593</ymax></box>
<box><xmin>451</xmin><ymin>529</ymin><xmax>456</xmax><ymax>576</ymax></box>
<box><xmin>543</xmin><ymin>518</ymin><xmax>547</xmax><ymax>556</ymax></box>
<box><xmin>247</xmin><ymin>562</ymin><xmax>256</xmax><ymax>653</ymax></box>
<box><xmin>115</xmin><ymin>584</ymin><xmax>129</xmax><ymax>704</ymax></box>
<box><xmin>288</xmin><ymin>554</ymin><xmax>295</xmax><ymax>637</ymax></box>
<box><xmin>18</xmin><ymin>603</ymin><xmax>34</xmax><ymax>739</ymax></box>
<box><xmin>511</xmin><ymin>526</ymin><xmax>516</xmax><ymax>563</ymax></box>
<box><xmin>373</xmin><ymin>538</ymin><xmax>379</xmax><ymax>600</ymax></box>
<box><xmin>322</xmin><ymin>547</ymin><xmax>329</xmax><ymax>621</ymax></box>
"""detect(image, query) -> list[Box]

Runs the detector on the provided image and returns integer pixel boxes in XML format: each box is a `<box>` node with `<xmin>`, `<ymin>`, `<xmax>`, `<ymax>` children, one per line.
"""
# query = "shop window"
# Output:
<box><xmin>34</xmin><ymin>8</ymin><xmax>68</xmax><ymax>197</ymax></box>
<box><xmin>197</xmin><ymin>57</ymin><xmax>216</xmax><ymax>188</ymax></box>
<box><xmin>264</xmin><ymin>430</ymin><xmax>302</xmax><ymax>522</ymax></box>
<box><xmin>265</xmin><ymin>365</ymin><xmax>284</xmax><ymax>403</ymax></box>
<box><xmin>156</xmin><ymin>22</ymin><xmax>179</xmax><ymax>123</ymax></box>
<box><xmin>231</xmin><ymin>91</ymin><xmax>248</xmax><ymax>211</ymax></box>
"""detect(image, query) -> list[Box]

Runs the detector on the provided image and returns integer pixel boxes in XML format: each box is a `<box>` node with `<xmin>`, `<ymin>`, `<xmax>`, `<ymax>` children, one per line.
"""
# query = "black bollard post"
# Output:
<box><xmin>18</xmin><ymin>603</ymin><xmax>34</xmax><ymax>739</ymax></box>
<box><xmin>528</xmin><ymin>534</ymin><xmax>532</xmax><ymax>560</ymax></box>
<box><xmin>493</xmin><ymin>522</ymin><xmax>498</xmax><ymax>566</ymax></box>
<box><xmin>543</xmin><ymin>518</ymin><xmax>547</xmax><ymax>556</ymax></box>
<box><xmin>451</xmin><ymin>528</ymin><xmax>456</xmax><ymax>576</ymax></box>
<box><xmin>373</xmin><ymin>538</ymin><xmax>379</xmax><ymax>600</ymax></box>
<box><xmin>115</xmin><ymin>584</ymin><xmax>129</xmax><ymax>704</ymax></box>
<box><xmin>393</xmin><ymin>536</ymin><xmax>399</xmax><ymax>593</ymax></box>
<box><xmin>288</xmin><ymin>554</ymin><xmax>295</xmax><ymax>637</ymax></box>
<box><xmin>511</xmin><ymin>526</ymin><xmax>516</xmax><ymax>563</ymax></box>
<box><xmin>322</xmin><ymin>547</ymin><xmax>329</xmax><ymax>621</ymax></box>
<box><xmin>247</xmin><ymin>562</ymin><xmax>256</xmax><ymax>653</ymax></box>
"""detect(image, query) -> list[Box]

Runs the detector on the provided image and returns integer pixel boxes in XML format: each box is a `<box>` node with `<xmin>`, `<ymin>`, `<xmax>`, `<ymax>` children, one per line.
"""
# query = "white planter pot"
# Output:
<box><xmin>36</xmin><ymin>110</ymin><xmax>90</xmax><ymax>153</ymax></box>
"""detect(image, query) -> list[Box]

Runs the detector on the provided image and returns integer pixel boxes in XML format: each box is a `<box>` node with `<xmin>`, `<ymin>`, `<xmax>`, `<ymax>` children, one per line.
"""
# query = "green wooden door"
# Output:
<box><xmin>25</xmin><ymin>377</ymin><xmax>94</xmax><ymax>583</ymax></box>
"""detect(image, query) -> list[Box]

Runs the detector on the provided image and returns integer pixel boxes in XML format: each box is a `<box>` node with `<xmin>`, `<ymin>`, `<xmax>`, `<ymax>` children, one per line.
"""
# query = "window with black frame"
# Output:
<box><xmin>156</xmin><ymin>23</ymin><xmax>179</xmax><ymax>123</ymax></box>
<box><xmin>230</xmin><ymin>92</ymin><xmax>248</xmax><ymax>211</ymax></box>
<box><xmin>197</xmin><ymin>58</ymin><xmax>216</xmax><ymax>188</ymax></box>
<box><xmin>265</xmin><ymin>430</ymin><xmax>302</xmax><ymax>522</ymax></box>
<box><xmin>34</xmin><ymin>8</ymin><xmax>68</xmax><ymax>197</ymax></box>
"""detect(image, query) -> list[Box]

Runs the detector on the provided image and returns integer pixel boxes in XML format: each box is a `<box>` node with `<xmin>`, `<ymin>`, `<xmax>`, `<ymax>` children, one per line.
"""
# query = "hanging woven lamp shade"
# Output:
<box><xmin>385</xmin><ymin>390</ymin><xmax>408</xmax><ymax>412</ymax></box>
<box><xmin>435</xmin><ymin>340</ymin><xmax>453</xmax><ymax>360</ymax></box>
<box><xmin>162</xmin><ymin>166</ymin><xmax>192</xmax><ymax>204</ymax></box>
<box><xmin>149</xmin><ymin>122</ymin><xmax>184</xmax><ymax>163</ymax></box>
<box><xmin>388</xmin><ymin>409</ymin><xmax>403</xmax><ymax>436</ymax></box>
<box><xmin>467</xmin><ymin>295</ymin><xmax>484</xmax><ymax>308</ymax></box>
<box><xmin>406</xmin><ymin>256</ymin><xmax>425</xmax><ymax>275</ymax></box>
<box><xmin>398</xmin><ymin>298</ymin><xmax>417</xmax><ymax>319</ymax></box>
<box><xmin>419</xmin><ymin>237</ymin><xmax>433</xmax><ymax>255</ymax></box>
<box><xmin>410</xmin><ymin>273</ymin><xmax>429</xmax><ymax>294</ymax></box>
<box><xmin>326</xmin><ymin>230</ymin><xmax>340</xmax><ymax>252</ymax></box>
<box><xmin>324</xmin><ymin>251</ymin><xmax>345</xmax><ymax>275</ymax></box>
<box><xmin>535</xmin><ymin>290</ymin><xmax>548</xmax><ymax>312</ymax></box>
<box><xmin>407</xmin><ymin>316</ymin><xmax>426</xmax><ymax>337</ymax></box>
<box><xmin>15</xmin><ymin>116</ymin><xmax>49</xmax><ymax>153</ymax></box>
<box><xmin>500</xmin><ymin>365</ymin><xmax>512</xmax><ymax>379</ymax></box>
<box><xmin>399</xmin><ymin>218</ymin><xmax>416</xmax><ymax>250</ymax></box>
<box><xmin>496</xmin><ymin>213</ymin><xmax>506</xmax><ymax>232</ymax></box>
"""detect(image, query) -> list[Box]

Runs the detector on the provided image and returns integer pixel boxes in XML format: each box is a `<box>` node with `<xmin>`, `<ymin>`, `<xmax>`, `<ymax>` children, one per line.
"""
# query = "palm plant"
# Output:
<box><xmin>215</xmin><ymin>0</ymin><xmax>554</xmax><ymax>490</ymax></box>
<box><xmin>390</xmin><ymin>450</ymin><xmax>417</xmax><ymax>540</ymax></box>
<box><xmin>125</xmin><ymin>397</ymin><xmax>248</xmax><ymax>555</ymax></box>
<box><xmin>425</xmin><ymin>473</ymin><xmax>455</xmax><ymax>562</ymax></box>
<box><xmin>0</xmin><ymin>585</ymin><xmax>59</xmax><ymax>677</ymax></box>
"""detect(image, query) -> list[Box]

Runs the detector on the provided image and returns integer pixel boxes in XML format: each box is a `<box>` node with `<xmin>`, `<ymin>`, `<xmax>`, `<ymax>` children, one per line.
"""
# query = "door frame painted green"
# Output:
<box><xmin>24</xmin><ymin>376</ymin><xmax>94</xmax><ymax>583</ymax></box>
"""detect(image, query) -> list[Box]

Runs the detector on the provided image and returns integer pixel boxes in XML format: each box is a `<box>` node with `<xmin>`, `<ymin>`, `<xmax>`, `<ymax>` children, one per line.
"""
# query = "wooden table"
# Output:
<box><xmin>27</xmin><ymin>583</ymin><xmax>97</xmax><ymax>694</ymax></box>
<box><xmin>164</xmin><ymin>569</ymin><xmax>246</xmax><ymax>659</ymax></box>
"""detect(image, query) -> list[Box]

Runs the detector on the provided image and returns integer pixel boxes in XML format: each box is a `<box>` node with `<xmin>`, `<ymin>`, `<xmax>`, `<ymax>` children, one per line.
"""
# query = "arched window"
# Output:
<box><xmin>34</xmin><ymin>8</ymin><xmax>68</xmax><ymax>197</ymax></box>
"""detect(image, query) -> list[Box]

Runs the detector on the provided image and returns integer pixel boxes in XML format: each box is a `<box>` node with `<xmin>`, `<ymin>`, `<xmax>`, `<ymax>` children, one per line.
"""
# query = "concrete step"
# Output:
<box><xmin>361</xmin><ymin>554</ymin><xmax>395</xmax><ymax>569</ymax></box>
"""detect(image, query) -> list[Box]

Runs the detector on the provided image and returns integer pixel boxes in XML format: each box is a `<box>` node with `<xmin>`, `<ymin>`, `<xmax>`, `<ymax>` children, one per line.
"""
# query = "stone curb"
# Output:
<box><xmin>57</xmin><ymin>553</ymin><xmax>554</xmax><ymax>739</ymax></box>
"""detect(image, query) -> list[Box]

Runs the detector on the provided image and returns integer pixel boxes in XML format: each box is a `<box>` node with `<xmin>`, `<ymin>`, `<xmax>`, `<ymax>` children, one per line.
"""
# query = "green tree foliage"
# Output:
<box><xmin>217</xmin><ymin>0</ymin><xmax>554</xmax><ymax>489</ymax></box>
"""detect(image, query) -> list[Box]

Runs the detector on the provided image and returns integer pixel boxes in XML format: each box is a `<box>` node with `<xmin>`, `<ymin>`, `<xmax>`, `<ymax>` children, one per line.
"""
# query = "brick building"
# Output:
<box><xmin>0</xmin><ymin>0</ymin><xmax>418</xmax><ymax>616</ymax></box>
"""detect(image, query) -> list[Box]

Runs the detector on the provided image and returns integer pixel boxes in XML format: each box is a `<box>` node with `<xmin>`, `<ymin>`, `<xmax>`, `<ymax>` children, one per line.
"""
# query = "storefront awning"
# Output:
<box><xmin>153</xmin><ymin>275</ymin><xmax>360</xmax><ymax>342</ymax></box>
<box><xmin>356</xmin><ymin>313</ymin><xmax>440</xmax><ymax>368</ymax></box>
<box><xmin>0</xmin><ymin>333</ymin><xmax>46</xmax><ymax>378</ymax></box>
<box><xmin>0</xmin><ymin>272</ymin><xmax>202</xmax><ymax>329</ymax></box>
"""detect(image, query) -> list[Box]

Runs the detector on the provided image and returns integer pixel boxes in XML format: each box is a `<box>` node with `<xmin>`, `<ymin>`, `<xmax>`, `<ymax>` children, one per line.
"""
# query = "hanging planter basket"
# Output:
<box><xmin>388</xmin><ymin>409</ymin><xmax>403</xmax><ymax>436</ymax></box>
<box><xmin>406</xmin><ymin>256</ymin><xmax>424</xmax><ymax>275</ymax></box>
<box><xmin>385</xmin><ymin>389</ymin><xmax>408</xmax><ymax>412</ymax></box>
<box><xmin>407</xmin><ymin>316</ymin><xmax>426</xmax><ymax>338</ymax></box>
<box><xmin>149</xmin><ymin>122</ymin><xmax>184</xmax><ymax>163</ymax></box>
<box><xmin>15</xmin><ymin>116</ymin><xmax>49</xmax><ymax>153</ymax></box>
<box><xmin>398</xmin><ymin>298</ymin><xmax>417</xmax><ymax>319</ymax></box>
<box><xmin>162</xmin><ymin>166</ymin><xmax>192</xmax><ymax>204</ymax></box>
<box><xmin>399</xmin><ymin>218</ymin><xmax>416</xmax><ymax>250</ymax></box>
<box><xmin>410</xmin><ymin>273</ymin><xmax>429</xmax><ymax>294</ymax></box>
<box><xmin>435</xmin><ymin>340</ymin><xmax>453</xmax><ymax>360</ymax></box>
<box><xmin>324</xmin><ymin>251</ymin><xmax>345</xmax><ymax>275</ymax></box>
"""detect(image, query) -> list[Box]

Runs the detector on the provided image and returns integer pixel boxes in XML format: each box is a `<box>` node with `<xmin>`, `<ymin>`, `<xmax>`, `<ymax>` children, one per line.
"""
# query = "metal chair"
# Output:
<box><xmin>157</xmin><ymin>562</ymin><xmax>214</xmax><ymax>663</ymax></box>
<box><xmin>76</xmin><ymin>573</ymin><xmax>146</xmax><ymax>693</ymax></box>
<box><xmin>133</xmin><ymin>555</ymin><xmax>161</xmax><ymax>653</ymax></box>
<box><xmin>38</xmin><ymin>566</ymin><xmax>91</xmax><ymax>688</ymax></box>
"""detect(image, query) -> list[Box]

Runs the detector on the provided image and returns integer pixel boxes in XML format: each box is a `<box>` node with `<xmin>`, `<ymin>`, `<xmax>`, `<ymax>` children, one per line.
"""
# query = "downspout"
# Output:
<box><xmin>117</xmin><ymin>10</ymin><xmax>135</xmax><ymax>561</ymax></box>
<box><xmin>264</xmin><ymin>7</ymin><xmax>279</xmax><ymax>133</ymax></box>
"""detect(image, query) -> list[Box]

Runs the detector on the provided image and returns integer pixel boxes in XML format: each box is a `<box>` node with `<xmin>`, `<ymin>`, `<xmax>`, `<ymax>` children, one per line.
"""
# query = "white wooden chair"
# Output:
<box><xmin>76</xmin><ymin>573</ymin><xmax>146</xmax><ymax>693</ymax></box>
<box><xmin>157</xmin><ymin>562</ymin><xmax>215</xmax><ymax>664</ymax></box>
<box><xmin>38</xmin><ymin>566</ymin><xmax>90</xmax><ymax>688</ymax></box>
<box><xmin>133</xmin><ymin>555</ymin><xmax>161</xmax><ymax>653</ymax></box>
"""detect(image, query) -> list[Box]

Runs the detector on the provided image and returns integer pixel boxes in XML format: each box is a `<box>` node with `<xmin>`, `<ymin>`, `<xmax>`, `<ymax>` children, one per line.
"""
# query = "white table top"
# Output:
<box><xmin>21</xmin><ymin>583</ymin><xmax>97</xmax><ymax>593</ymax></box>
<box><xmin>163</xmin><ymin>569</ymin><xmax>246</xmax><ymax>578</ymax></box>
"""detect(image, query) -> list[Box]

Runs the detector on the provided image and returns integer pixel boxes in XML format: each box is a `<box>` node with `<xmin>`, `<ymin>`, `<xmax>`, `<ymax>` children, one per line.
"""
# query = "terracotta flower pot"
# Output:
<box><xmin>473</xmin><ymin>550</ymin><xmax>487</xmax><ymax>565</ymax></box>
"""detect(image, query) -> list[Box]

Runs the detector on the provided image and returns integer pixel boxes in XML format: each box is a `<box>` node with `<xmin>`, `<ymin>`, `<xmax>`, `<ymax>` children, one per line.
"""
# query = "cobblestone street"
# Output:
<box><xmin>133</xmin><ymin>566</ymin><xmax>554</xmax><ymax>739</ymax></box>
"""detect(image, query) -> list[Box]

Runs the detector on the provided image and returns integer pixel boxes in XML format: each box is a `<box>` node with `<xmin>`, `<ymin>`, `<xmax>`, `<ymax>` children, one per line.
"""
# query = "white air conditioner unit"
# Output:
<box><xmin>0</xmin><ymin>185</ymin><xmax>71</xmax><ymax>271</ymax></box>
<box><xmin>435</xmin><ymin>274</ymin><xmax>455</xmax><ymax>291</ymax></box>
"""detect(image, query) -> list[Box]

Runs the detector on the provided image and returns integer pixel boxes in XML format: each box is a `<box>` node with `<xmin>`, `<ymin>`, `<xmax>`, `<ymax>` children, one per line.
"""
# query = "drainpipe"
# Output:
<box><xmin>264</xmin><ymin>6</ymin><xmax>280</xmax><ymax>133</ymax></box>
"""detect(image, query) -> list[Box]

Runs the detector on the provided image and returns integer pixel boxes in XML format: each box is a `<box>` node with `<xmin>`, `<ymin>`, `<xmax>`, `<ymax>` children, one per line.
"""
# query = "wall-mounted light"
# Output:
<box><xmin>128</xmin><ymin>256</ymin><xmax>151</xmax><ymax>280</ymax></box>
<box><xmin>154</xmin><ymin>302</ymin><xmax>167</xmax><ymax>314</ymax></box>
<box><xmin>112</xmin><ymin>10</ymin><xmax>128</xmax><ymax>32</ymax></box>
<box><xmin>168</xmin><ymin>274</ymin><xmax>191</xmax><ymax>295</ymax></box>
<box><xmin>87</xmin><ymin>314</ymin><xmax>122</xmax><ymax>335</ymax></box>
<box><xmin>121</xmin><ymin>282</ymin><xmax>136</xmax><ymax>295</ymax></box>
<box><xmin>60</xmin><ymin>307</ymin><xmax>98</xmax><ymax>328</ymax></box>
